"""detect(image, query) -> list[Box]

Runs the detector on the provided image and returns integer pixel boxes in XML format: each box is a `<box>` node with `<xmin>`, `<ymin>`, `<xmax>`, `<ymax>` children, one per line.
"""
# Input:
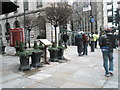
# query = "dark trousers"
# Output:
<box><xmin>91</xmin><ymin>41</ymin><xmax>95</xmax><ymax>52</ymax></box>
<box><xmin>77</xmin><ymin>45</ymin><xmax>83</xmax><ymax>55</ymax></box>
<box><xmin>95</xmin><ymin>40</ymin><xmax>98</xmax><ymax>48</ymax></box>
<box><xmin>83</xmin><ymin>43</ymin><xmax>88</xmax><ymax>55</ymax></box>
<box><xmin>64</xmin><ymin>41</ymin><xmax>67</xmax><ymax>48</ymax></box>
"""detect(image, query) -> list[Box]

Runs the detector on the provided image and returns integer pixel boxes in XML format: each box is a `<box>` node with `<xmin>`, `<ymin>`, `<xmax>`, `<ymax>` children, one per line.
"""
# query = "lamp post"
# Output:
<box><xmin>23</xmin><ymin>6</ymin><xmax>27</xmax><ymax>46</ymax></box>
<box><xmin>28</xmin><ymin>27</ymin><xmax>31</xmax><ymax>48</ymax></box>
<box><xmin>51</xmin><ymin>22</ymin><xmax>53</xmax><ymax>43</ymax></box>
<box><xmin>54</xmin><ymin>22</ymin><xmax>57</xmax><ymax>47</ymax></box>
<box><xmin>90</xmin><ymin>1</ymin><xmax>93</xmax><ymax>33</ymax></box>
<box><xmin>112</xmin><ymin>0</ymin><xmax>114</xmax><ymax>25</ymax></box>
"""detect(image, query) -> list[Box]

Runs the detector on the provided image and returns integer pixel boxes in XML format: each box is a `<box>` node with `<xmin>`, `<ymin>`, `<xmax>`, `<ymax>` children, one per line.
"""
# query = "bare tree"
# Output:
<box><xmin>44</xmin><ymin>2</ymin><xmax>73</xmax><ymax>47</ymax></box>
<box><xmin>72</xmin><ymin>2</ymin><xmax>83</xmax><ymax>31</ymax></box>
<box><xmin>20</xmin><ymin>14</ymin><xmax>45</xmax><ymax>48</ymax></box>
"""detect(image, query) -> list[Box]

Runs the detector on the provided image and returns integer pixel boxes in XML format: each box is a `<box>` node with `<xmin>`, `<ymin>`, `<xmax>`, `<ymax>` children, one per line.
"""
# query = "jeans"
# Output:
<box><xmin>64</xmin><ymin>41</ymin><xmax>67</xmax><ymax>48</ymax></box>
<box><xmin>102</xmin><ymin>51</ymin><xmax>114</xmax><ymax>74</ymax></box>
<box><xmin>83</xmin><ymin>43</ymin><xmax>88</xmax><ymax>55</ymax></box>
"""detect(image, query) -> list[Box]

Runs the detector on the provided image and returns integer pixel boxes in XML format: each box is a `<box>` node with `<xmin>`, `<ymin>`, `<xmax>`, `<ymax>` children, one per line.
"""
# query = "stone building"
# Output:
<box><xmin>72</xmin><ymin>0</ymin><xmax>103</xmax><ymax>33</ymax></box>
<box><xmin>0</xmin><ymin>0</ymin><xmax>71</xmax><ymax>46</ymax></box>
<box><xmin>103</xmin><ymin>0</ymin><xmax>118</xmax><ymax>28</ymax></box>
<box><xmin>0</xmin><ymin>0</ymin><xmax>48</xmax><ymax>45</ymax></box>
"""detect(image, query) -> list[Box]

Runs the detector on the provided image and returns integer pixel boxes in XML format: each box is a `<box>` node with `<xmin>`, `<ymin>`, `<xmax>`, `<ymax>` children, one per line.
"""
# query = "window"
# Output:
<box><xmin>23</xmin><ymin>0</ymin><xmax>29</xmax><ymax>10</ymax></box>
<box><xmin>14</xmin><ymin>0</ymin><xmax>17</xmax><ymax>5</ymax></box>
<box><xmin>37</xmin><ymin>0</ymin><xmax>43</xmax><ymax>8</ymax></box>
<box><xmin>5</xmin><ymin>22</ymin><xmax>11</xmax><ymax>43</ymax></box>
<box><xmin>14</xmin><ymin>20</ymin><xmax>20</xmax><ymax>28</ymax></box>
<box><xmin>5</xmin><ymin>22</ymin><xmax>10</xmax><ymax>33</ymax></box>
<box><xmin>37</xmin><ymin>16</ymin><xmax>46</xmax><ymax>39</ymax></box>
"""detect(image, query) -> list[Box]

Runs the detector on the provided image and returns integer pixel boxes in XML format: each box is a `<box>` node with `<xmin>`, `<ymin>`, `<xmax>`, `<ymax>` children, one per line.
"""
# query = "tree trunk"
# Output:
<box><xmin>28</xmin><ymin>30</ymin><xmax>31</xmax><ymax>48</ymax></box>
<box><xmin>54</xmin><ymin>26</ymin><xmax>57</xmax><ymax>47</ymax></box>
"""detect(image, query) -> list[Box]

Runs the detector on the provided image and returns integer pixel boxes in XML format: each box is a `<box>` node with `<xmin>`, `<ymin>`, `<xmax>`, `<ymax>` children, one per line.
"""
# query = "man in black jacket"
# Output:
<box><xmin>62</xmin><ymin>32</ymin><xmax>69</xmax><ymax>48</ymax></box>
<box><xmin>75</xmin><ymin>33</ymin><xmax>83</xmax><ymax>56</ymax></box>
<box><xmin>99</xmin><ymin>28</ymin><xmax>117</xmax><ymax>77</ymax></box>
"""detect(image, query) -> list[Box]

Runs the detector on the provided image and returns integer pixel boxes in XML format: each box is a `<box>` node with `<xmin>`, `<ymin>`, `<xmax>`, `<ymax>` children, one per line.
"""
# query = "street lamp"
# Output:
<box><xmin>112</xmin><ymin>0</ymin><xmax>114</xmax><ymax>25</ymax></box>
<box><xmin>90</xmin><ymin>1</ymin><xmax>93</xmax><ymax>33</ymax></box>
<box><xmin>23</xmin><ymin>7</ymin><xmax>27</xmax><ymax>46</ymax></box>
<box><xmin>50</xmin><ymin>21</ymin><xmax>53</xmax><ymax>43</ymax></box>
<box><xmin>53</xmin><ymin>21</ymin><xmax>58</xmax><ymax>47</ymax></box>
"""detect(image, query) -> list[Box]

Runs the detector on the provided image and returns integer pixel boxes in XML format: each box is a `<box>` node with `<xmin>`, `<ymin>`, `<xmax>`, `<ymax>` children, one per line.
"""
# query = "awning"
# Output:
<box><xmin>0</xmin><ymin>0</ymin><xmax>19</xmax><ymax>15</ymax></box>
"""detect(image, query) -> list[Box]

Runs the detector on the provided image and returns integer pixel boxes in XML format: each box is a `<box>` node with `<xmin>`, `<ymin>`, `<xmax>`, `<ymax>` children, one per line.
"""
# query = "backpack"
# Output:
<box><xmin>99</xmin><ymin>34</ymin><xmax>116</xmax><ymax>49</ymax></box>
<box><xmin>83</xmin><ymin>34</ymin><xmax>89</xmax><ymax>43</ymax></box>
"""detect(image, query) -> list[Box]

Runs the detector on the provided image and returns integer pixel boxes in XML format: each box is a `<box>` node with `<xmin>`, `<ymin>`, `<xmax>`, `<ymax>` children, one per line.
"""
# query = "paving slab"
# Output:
<box><xmin>27</xmin><ymin>73</ymin><xmax>52</xmax><ymax>81</ymax></box>
<box><xmin>68</xmin><ymin>74</ymin><xmax>98</xmax><ymax>86</ymax></box>
<box><xmin>60</xmin><ymin>81</ymin><xmax>100</xmax><ymax>88</ymax></box>
<box><xmin>103</xmin><ymin>83</ymin><xmax>118</xmax><ymax>88</ymax></box>
<box><xmin>40</xmin><ymin>77</ymin><xmax>66</xmax><ymax>88</ymax></box>
<box><xmin>105</xmin><ymin>80</ymin><xmax>118</xmax><ymax>86</ymax></box>
<box><xmin>93</xmin><ymin>79</ymin><xmax>107</xmax><ymax>87</ymax></box>
<box><xmin>2</xmin><ymin>73</ymin><xmax>23</xmax><ymax>83</ymax></box>
<box><xmin>27</xmin><ymin>82</ymin><xmax>56</xmax><ymax>88</ymax></box>
<box><xmin>2</xmin><ymin>78</ymin><xmax>37</xmax><ymax>88</ymax></box>
<box><xmin>52</xmin><ymin>72</ymin><xmax>73</xmax><ymax>80</ymax></box>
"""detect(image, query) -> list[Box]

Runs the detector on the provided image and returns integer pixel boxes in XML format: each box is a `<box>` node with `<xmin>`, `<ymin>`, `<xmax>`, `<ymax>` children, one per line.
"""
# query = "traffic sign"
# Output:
<box><xmin>91</xmin><ymin>18</ymin><xmax>95</xmax><ymax>23</ymax></box>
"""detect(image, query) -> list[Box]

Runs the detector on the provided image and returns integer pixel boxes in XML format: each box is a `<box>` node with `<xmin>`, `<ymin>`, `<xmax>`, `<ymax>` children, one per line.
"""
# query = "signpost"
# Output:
<box><xmin>38</xmin><ymin>39</ymin><xmax>52</xmax><ymax>64</ymax></box>
<box><xmin>83</xmin><ymin>5</ymin><xmax>91</xmax><ymax>12</ymax></box>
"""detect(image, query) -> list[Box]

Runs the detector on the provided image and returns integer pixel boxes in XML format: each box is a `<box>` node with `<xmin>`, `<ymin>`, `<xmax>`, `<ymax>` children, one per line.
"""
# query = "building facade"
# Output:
<box><xmin>103</xmin><ymin>0</ymin><xmax>119</xmax><ymax>28</ymax></box>
<box><xmin>0</xmin><ymin>0</ymin><xmax>48</xmax><ymax>45</ymax></box>
<box><xmin>0</xmin><ymin>0</ymin><xmax>72</xmax><ymax>46</ymax></box>
<box><xmin>72</xmin><ymin>0</ymin><xmax>103</xmax><ymax>33</ymax></box>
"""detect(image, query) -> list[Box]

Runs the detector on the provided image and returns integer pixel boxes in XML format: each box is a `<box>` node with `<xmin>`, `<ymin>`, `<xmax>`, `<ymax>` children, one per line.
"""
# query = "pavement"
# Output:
<box><xmin>0</xmin><ymin>46</ymin><xmax>119</xmax><ymax>89</ymax></box>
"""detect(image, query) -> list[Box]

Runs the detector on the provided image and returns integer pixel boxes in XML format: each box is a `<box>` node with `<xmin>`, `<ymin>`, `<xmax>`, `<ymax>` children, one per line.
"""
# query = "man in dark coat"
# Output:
<box><xmin>75</xmin><ymin>33</ymin><xmax>83</xmax><ymax>56</ymax></box>
<box><xmin>82</xmin><ymin>34</ymin><xmax>89</xmax><ymax>55</ymax></box>
<box><xmin>62</xmin><ymin>32</ymin><xmax>69</xmax><ymax>48</ymax></box>
<box><xmin>99</xmin><ymin>28</ymin><xmax>117</xmax><ymax>77</ymax></box>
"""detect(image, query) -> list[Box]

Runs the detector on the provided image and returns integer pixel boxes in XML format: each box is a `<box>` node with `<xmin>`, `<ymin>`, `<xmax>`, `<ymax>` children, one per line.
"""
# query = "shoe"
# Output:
<box><xmin>109</xmin><ymin>71</ymin><xmax>113</xmax><ymax>75</ymax></box>
<box><xmin>105</xmin><ymin>74</ymin><xmax>110</xmax><ymax>77</ymax></box>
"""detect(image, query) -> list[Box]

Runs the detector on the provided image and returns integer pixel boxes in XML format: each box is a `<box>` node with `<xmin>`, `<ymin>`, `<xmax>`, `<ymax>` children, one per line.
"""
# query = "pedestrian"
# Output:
<box><xmin>62</xmin><ymin>32</ymin><xmax>69</xmax><ymax>48</ymax></box>
<box><xmin>94</xmin><ymin>31</ymin><xmax>99</xmax><ymax>48</ymax></box>
<box><xmin>82</xmin><ymin>33</ymin><xmax>89</xmax><ymax>55</ymax></box>
<box><xmin>87</xmin><ymin>33</ymin><xmax>91</xmax><ymax>46</ymax></box>
<box><xmin>90</xmin><ymin>32</ymin><xmax>95</xmax><ymax>52</ymax></box>
<box><xmin>75</xmin><ymin>33</ymin><xmax>83</xmax><ymax>56</ymax></box>
<box><xmin>99</xmin><ymin>28</ymin><xmax>117</xmax><ymax>77</ymax></box>
<box><xmin>114</xmin><ymin>32</ymin><xmax>119</xmax><ymax>48</ymax></box>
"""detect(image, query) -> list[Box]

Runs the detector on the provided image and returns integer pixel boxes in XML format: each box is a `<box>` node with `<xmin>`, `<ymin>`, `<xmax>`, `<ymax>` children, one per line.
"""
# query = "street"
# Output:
<box><xmin>1</xmin><ymin>46</ymin><xmax>119</xmax><ymax>88</ymax></box>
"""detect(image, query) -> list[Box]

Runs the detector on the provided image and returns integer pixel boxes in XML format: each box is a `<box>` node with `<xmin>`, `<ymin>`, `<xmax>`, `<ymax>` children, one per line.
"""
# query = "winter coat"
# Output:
<box><xmin>99</xmin><ymin>33</ymin><xmax>117</xmax><ymax>52</ymax></box>
<box><xmin>82</xmin><ymin>34</ymin><xmax>89</xmax><ymax>44</ymax></box>
<box><xmin>63</xmin><ymin>34</ymin><xmax>69</xmax><ymax>42</ymax></box>
<box><xmin>90</xmin><ymin>34</ymin><xmax>97</xmax><ymax>42</ymax></box>
<box><xmin>75</xmin><ymin>34</ymin><xmax>83</xmax><ymax>46</ymax></box>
